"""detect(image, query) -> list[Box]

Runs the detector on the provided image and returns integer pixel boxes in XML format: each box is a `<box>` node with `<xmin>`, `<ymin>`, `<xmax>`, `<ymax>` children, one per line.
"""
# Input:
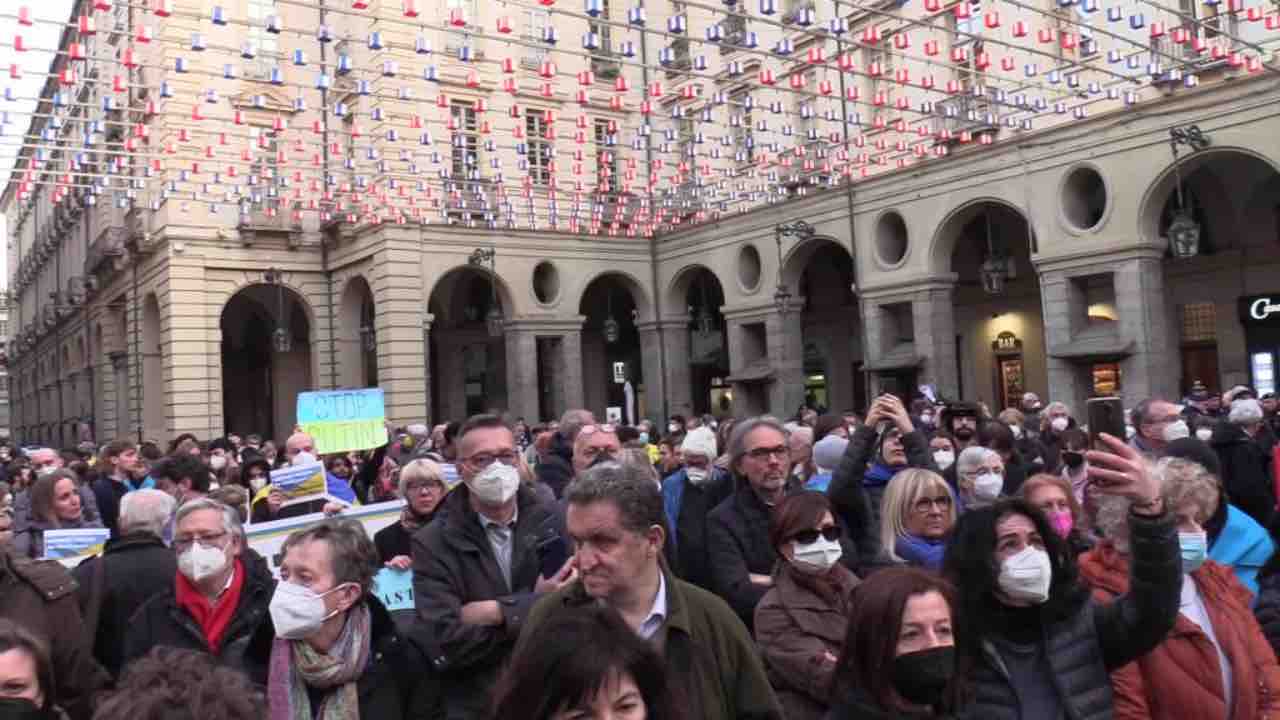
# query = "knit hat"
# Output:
<box><xmin>1163</xmin><ymin>437</ymin><xmax>1222</xmax><ymax>478</ymax></box>
<box><xmin>812</xmin><ymin>435</ymin><xmax>849</xmax><ymax>473</ymax></box>
<box><xmin>680</xmin><ymin>427</ymin><xmax>718</xmax><ymax>461</ymax></box>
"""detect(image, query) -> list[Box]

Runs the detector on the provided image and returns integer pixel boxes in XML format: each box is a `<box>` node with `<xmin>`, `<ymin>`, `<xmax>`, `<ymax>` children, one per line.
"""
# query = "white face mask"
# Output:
<box><xmin>1195</xmin><ymin>428</ymin><xmax>1213</xmax><ymax>442</ymax></box>
<box><xmin>1163</xmin><ymin>420</ymin><xmax>1190</xmax><ymax>443</ymax></box>
<box><xmin>685</xmin><ymin>467</ymin><xmax>711</xmax><ymax>487</ymax></box>
<box><xmin>291</xmin><ymin>452</ymin><xmax>317</xmax><ymax>467</ymax></box>
<box><xmin>269</xmin><ymin>581</ymin><xmax>352</xmax><ymax>640</ymax></box>
<box><xmin>668</xmin><ymin>423</ymin><xmax>681</xmax><ymax>434</ymax></box>
<box><xmin>998</xmin><ymin>545</ymin><xmax>1053</xmax><ymax>605</ymax></box>
<box><xmin>177</xmin><ymin>542</ymin><xmax>229</xmax><ymax>584</ymax></box>
<box><xmin>1010</xmin><ymin>425</ymin><xmax>1023</xmax><ymax>439</ymax></box>
<box><xmin>792</xmin><ymin>537</ymin><xmax>843</xmax><ymax>573</ymax></box>
<box><xmin>467</xmin><ymin>461</ymin><xmax>521</xmax><ymax>505</ymax></box>
<box><xmin>1050</xmin><ymin>417</ymin><xmax>1070</xmax><ymax>433</ymax></box>
<box><xmin>209</xmin><ymin>455</ymin><xmax>227</xmax><ymax>471</ymax></box>
<box><xmin>933</xmin><ymin>450</ymin><xmax>955</xmax><ymax>470</ymax></box>
<box><xmin>973</xmin><ymin>472</ymin><xmax>1003</xmax><ymax>501</ymax></box>
<box><xmin>249</xmin><ymin>476</ymin><xmax>267</xmax><ymax>493</ymax></box>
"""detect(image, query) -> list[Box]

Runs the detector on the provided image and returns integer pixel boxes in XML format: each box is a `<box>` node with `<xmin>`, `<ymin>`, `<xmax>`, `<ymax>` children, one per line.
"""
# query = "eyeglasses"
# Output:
<box><xmin>578</xmin><ymin>424</ymin><xmax>617</xmax><ymax>437</ymax></box>
<box><xmin>463</xmin><ymin>451</ymin><xmax>518</xmax><ymax>467</ymax></box>
<box><xmin>791</xmin><ymin>526</ymin><xmax>841</xmax><ymax>544</ymax></box>
<box><xmin>913</xmin><ymin>495</ymin><xmax>953</xmax><ymax>514</ymax></box>
<box><xmin>173</xmin><ymin>531</ymin><xmax>228</xmax><ymax>552</ymax></box>
<box><xmin>745</xmin><ymin>445</ymin><xmax>789</xmax><ymax>461</ymax></box>
<box><xmin>406</xmin><ymin>481</ymin><xmax>444</xmax><ymax>494</ymax></box>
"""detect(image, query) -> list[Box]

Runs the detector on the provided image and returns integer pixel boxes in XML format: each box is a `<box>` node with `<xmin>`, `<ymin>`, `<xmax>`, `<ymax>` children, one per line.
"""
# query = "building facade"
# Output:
<box><xmin>4</xmin><ymin>0</ymin><xmax>1278</xmax><ymax>446</ymax></box>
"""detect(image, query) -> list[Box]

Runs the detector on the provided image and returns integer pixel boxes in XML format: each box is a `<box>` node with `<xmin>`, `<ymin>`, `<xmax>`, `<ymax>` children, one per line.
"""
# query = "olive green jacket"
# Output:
<box><xmin>522</xmin><ymin>567</ymin><xmax>784</xmax><ymax>720</ymax></box>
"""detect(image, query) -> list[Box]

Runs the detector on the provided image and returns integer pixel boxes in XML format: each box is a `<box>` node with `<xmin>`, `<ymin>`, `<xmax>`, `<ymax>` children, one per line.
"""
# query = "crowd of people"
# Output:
<box><xmin>0</xmin><ymin>383</ymin><xmax>1279</xmax><ymax>719</ymax></box>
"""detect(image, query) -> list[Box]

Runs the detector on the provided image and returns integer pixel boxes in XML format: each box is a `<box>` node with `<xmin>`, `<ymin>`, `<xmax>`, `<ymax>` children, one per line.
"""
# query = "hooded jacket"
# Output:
<box><xmin>1079</xmin><ymin>542</ymin><xmax>1280</xmax><ymax>720</ymax></box>
<box><xmin>1210</xmin><ymin>423</ymin><xmax>1275</xmax><ymax>529</ymax></box>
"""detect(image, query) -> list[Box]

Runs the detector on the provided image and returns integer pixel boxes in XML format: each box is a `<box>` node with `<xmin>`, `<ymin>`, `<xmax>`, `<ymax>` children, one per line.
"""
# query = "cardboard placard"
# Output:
<box><xmin>244</xmin><ymin>500</ymin><xmax>405</xmax><ymax>578</ymax></box>
<box><xmin>296</xmin><ymin>388</ymin><xmax>389</xmax><ymax>454</ymax></box>
<box><xmin>44</xmin><ymin>528</ymin><xmax>110</xmax><ymax>563</ymax></box>
<box><xmin>270</xmin><ymin>461</ymin><xmax>328</xmax><ymax>507</ymax></box>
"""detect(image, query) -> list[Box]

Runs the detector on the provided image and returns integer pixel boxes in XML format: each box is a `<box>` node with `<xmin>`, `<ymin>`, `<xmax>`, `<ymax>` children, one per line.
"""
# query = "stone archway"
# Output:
<box><xmin>667</xmin><ymin>265</ymin><xmax>731</xmax><ymax>417</ymax></box>
<box><xmin>779</xmin><ymin>238</ymin><xmax>862</xmax><ymax>414</ymax></box>
<box><xmin>426</xmin><ymin>266</ymin><xmax>512</xmax><ymax>421</ymax></box>
<box><xmin>338</xmin><ymin>276</ymin><xmax>378</xmax><ymax>388</ymax></box>
<box><xmin>220</xmin><ymin>283</ymin><xmax>314</xmax><ymax>442</ymax></box>
<box><xmin>141</xmin><ymin>293</ymin><xmax>164</xmax><ymax>442</ymax></box>
<box><xmin>579</xmin><ymin>273</ymin><xmax>644</xmax><ymax>423</ymax></box>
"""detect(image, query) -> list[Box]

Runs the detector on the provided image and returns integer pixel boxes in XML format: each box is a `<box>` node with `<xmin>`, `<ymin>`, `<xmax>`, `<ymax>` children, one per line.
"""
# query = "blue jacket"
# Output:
<box><xmin>1209</xmin><ymin>504</ymin><xmax>1274</xmax><ymax>597</ymax></box>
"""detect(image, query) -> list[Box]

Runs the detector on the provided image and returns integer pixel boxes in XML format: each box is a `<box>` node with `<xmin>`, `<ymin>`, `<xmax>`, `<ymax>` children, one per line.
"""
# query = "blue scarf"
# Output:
<box><xmin>895</xmin><ymin>534</ymin><xmax>948</xmax><ymax>570</ymax></box>
<box><xmin>863</xmin><ymin>463</ymin><xmax>901</xmax><ymax>488</ymax></box>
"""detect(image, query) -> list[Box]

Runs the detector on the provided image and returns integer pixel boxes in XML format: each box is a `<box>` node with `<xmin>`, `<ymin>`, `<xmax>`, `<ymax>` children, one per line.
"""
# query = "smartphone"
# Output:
<box><xmin>1086</xmin><ymin>396</ymin><xmax>1126</xmax><ymax>450</ymax></box>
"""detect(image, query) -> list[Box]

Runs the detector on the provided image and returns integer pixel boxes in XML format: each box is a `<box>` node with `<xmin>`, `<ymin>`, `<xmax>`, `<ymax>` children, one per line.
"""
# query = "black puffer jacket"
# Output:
<box><xmin>120</xmin><ymin>548</ymin><xmax>275</xmax><ymax>683</ymax></box>
<box><xmin>1210</xmin><ymin>423</ymin><xmax>1275</xmax><ymax>529</ymax></box>
<box><xmin>71</xmin><ymin>532</ymin><xmax>177</xmax><ymax>677</ymax></box>
<box><xmin>964</xmin><ymin>509</ymin><xmax>1181</xmax><ymax>720</ymax></box>
<box><xmin>826</xmin><ymin>425</ymin><xmax>932</xmax><ymax>570</ymax></box>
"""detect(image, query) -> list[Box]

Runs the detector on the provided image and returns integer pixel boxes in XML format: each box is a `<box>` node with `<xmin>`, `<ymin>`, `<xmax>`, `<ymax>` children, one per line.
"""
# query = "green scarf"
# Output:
<box><xmin>268</xmin><ymin>603</ymin><xmax>371</xmax><ymax>720</ymax></box>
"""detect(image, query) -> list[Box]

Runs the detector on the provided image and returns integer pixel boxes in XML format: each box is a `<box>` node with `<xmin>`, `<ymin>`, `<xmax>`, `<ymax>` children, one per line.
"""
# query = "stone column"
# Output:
<box><xmin>561</xmin><ymin>327</ymin><xmax>585</xmax><ymax>412</ymax></box>
<box><xmin>912</xmin><ymin>284</ymin><xmax>959</xmax><ymax>401</ymax></box>
<box><xmin>504</xmin><ymin>325</ymin><xmax>540</xmax><ymax>422</ymax></box>
<box><xmin>638</xmin><ymin>317</ymin><xmax>692</xmax><ymax>422</ymax></box>
<box><xmin>421</xmin><ymin>312</ymin><xmax>434</xmax><ymax>423</ymax></box>
<box><xmin>374</xmin><ymin>233</ymin><xmax>430</xmax><ymax>427</ymax></box>
<box><xmin>768</xmin><ymin>306</ymin><xmax>806</xmax><ymax>416</ymax></box>
<box><xmin>1115</xmin><ymin>252</ymin><xmax>1178</xmax><ymax>406</ymax></box>
<box><xmin>1039</xmin><ymin>271</ymin><xmax>1090</xmax><ymax>413</ymax></box>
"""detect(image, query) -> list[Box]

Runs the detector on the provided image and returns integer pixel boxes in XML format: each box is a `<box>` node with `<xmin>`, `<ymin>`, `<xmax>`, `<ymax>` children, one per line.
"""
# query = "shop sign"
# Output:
<box><xmin>1240</xmin><ymin>295</ymin><xmax>1280</xmax><ymax>327</ymax></box>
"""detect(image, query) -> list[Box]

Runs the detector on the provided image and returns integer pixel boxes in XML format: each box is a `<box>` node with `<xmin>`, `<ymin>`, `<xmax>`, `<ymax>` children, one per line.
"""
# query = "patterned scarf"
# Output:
<box><xmin>268</xmin><ymin>602</ymin><xmax>371</xmax><ymax>720</ymax></box>
<box><xmin>399</xmin><ymin>505</ymin><xmax>434</xmax><ymax>534</ymax></box>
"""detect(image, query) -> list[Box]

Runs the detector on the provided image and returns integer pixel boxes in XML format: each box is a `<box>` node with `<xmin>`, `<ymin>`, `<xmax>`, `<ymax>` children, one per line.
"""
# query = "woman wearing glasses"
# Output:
<box><xmin>754</xmin><ymin>492</ymin><xmax>860</xmax><ymax>720</ymax></box>
<box><xmin>880</xmin><ymin>470</ymin><xmax>958</xmax><ymax>571</ymax></box>
<box><xmin>374</xmin><ymin>459</ymin><xmax>450</xmax><ymax>569</ymax></box>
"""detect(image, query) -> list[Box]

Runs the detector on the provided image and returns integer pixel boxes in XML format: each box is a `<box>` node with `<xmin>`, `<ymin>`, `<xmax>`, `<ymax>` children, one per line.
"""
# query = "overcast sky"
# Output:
<box><xmin>0</xmin><ymin>0</ymin><xmax>76</xmax><ymax>289</ymax></box>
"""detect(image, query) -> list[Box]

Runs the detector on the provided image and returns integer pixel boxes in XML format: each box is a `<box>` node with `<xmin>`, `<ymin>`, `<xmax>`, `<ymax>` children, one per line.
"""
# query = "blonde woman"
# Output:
<box><xmin>374</xmin><ymin>458</ymin><xmax>448</xmax><ymax>568</ymax></box>
<box><xmin>879</xmin><ymin>468</ymin><xmax>957</xmax><ymax>570</ymax></box>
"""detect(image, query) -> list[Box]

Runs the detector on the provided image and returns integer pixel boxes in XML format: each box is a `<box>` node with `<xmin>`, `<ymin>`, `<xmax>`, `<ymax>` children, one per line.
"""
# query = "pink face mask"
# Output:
<box><xmin>1048</xmin><ymin>510</ymin><xmax>1074</xmax><ymax>539</ymax></box>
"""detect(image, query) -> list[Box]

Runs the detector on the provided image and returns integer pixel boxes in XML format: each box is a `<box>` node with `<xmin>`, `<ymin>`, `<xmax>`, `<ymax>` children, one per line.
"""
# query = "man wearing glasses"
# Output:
<box><xmin>572</xmin><ymin>424</ymin><xmax>623</xmax><ymax>476</ymax></box>
<box><xmin>414</xmin><ymin>414</ymin><xmax>573</xmax><ymax>720</ymax></box>
<box><xmin>122</xmin><ymin>498</ymin><xmax>275</xmax><ymax>681</ymax></box>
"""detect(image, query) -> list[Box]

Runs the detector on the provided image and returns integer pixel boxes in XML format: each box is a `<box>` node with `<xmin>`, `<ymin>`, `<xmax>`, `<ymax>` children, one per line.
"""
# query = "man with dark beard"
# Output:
<box><xmin>939</xmin><ymin>402</ymin><xmax>981</xmax><ymax>494</ymax></box>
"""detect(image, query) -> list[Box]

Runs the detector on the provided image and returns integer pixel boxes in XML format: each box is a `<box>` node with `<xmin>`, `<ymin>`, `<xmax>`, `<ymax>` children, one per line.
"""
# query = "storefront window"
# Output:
<box><xmin>1252</xmin><ymin>352</ymin><xmax>1275</xmax><ymax>396</ymax></box>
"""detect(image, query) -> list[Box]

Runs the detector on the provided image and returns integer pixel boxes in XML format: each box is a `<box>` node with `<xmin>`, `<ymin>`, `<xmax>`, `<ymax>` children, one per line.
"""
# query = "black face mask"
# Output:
<box><xmin>1063</xmin><ymin>451</ymin><xmax>1085</xmax><ymax>469</ymax></box>
<box><xmin>0</xmin><ymin>698</ymin><xmax>50</xmax><ymax>720</ymax></box>
<box><xmin>891</xmin><ymin>645</ymin><xmax>956</xmax><ymax>707</ymax></box>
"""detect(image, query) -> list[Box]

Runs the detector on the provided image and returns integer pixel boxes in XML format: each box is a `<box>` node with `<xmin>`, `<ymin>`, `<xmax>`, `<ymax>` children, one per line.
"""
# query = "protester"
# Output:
<box><xmin>1018</xmin><ymin>473</ymin><xmax>1092</xmax><ymax>557</ymax></box>
<box><xmin>239</xmin><ymin>454</ymin><xmax>272</xmax><ymax>496</ymax></box>
<box><xmin>755</xmin><ymin>492</ymin><xmax>859</xmax><ymax>720</ymax></box>
<box><xmin>122</xmin><ymin>498</ymin><xmax>275</xmax><ymax>681</ymax></box>
<box><xmin>942</xmin><ymin>434</ymin><xmax>1180</xmax><ymax>718</ymax></box>
<box><xmin>1056</xmin><ymin>428</ymin><xmax>1090</xmax><ymax>505</ymax></box>
<box><xmin>536</xmin><ymin>409</ymin><xmax>594</xmax><ymax>498</ymax></box>
<box><xmin>656</xmin><ymin>435</ymin><xmax>683</xmax><ymax>478</ymax></box>
<box><xmin>253</xmin><ymin>519</ymin><xmax>436</xmax><ymax>719</ymax></box>
<box><xmin>89</xmin><ymin>440</ymin><xmax>146</xmax><ymax>535</ymax></box>
<box><xmin>1210</xmin><ymin>397</ymin><xmax>1275</xmax><ymax>528</ymax></box>
<box><xmin>1079</xmin><ymin>457</ymin><xmax>1280</xmax><ymax>719</ymax></box>
<box><xmin>11</xmin><ymin>449</ymin><xmax>101</xmax><ymax>534</ymax></box>
<box><xmin>1130</xmin><ymin>398</ymin><xmax>1189</xmax><ymax>459</ymax></box>
<box><xmin>788</xmin><ymin>426</ymin><xmax>815</xmax><ymax>487</ymax></box>
<box><xmin>71</xmin><ymin>489</ymin><xmax>177</xmax><ymax>678</ymax></box>
<box><xmin>13</xmin><ymin>470</ymin><xmax>105</xmax><ymax>559</ymax></box>
<box><xmin>522</xmin><ymin>461</ymin><xmax>783</xmax><ymax>720</ymax></box>
<box><xmin>661</xmin><ymin>426</ymin><xmax>734</xmax><ymax>590</ymax></box>
<box><xmin>826</xmin><ymin>567</ymin><xmax>963</xmax><ymax>719</ymax></box>
<box><xmin>0</xmin><ymin>618</ymin><xmax>65</xmax><ymax>720</ymax></box>
<box><xmin>812</xmin><ymin>414</ymin><xmax>849</xmax><ymax>443</ymax></box>
<box><xmin>413</xmin><ymin>414</ymin><xmax>573</xmax><ymax>720</ymax></box>
<box><xmin>149</xmin><ymin>454</ymin><xmax>212</xmax><ymax>507</ymax></box>
<box><xmin>493</xmin><ymin>604</ymin><xmax>683</xmax><ymax>720</ymax></box>
<box><xmin>807</xmin><ymin>434</ymin><xmax>847</xmax><ymax>492</ymax></box>
<box><xmin>879</xmin><ymin>469</ymin><xmax>956</xmax><ymax>571</ymax></box>
<box><xmin>979</xmin><ymin>421</ymin><xmax>1029</xmax><ymax>496</ymax></box>
<box><xmin>91</xmin><ymin>647</ymin><xmax>265</xmax><ymax>720</ymax></box>
<box><xmin>928</xmin><ymin>434</ymin><xmax>956</xmax><ymax>472</ymax></box>
<box><xmin>939</xmin><ymin>402</ymin><xmax>981</xmax><ymax>453</ymax></box>
<box><xmin>374</xmin><ymin>458</ymin><xmax>448</xmax><ymax>567</ymax></box>
<box><xmin>573</xmin><ymin>424</ymin><xmax>623</xmax><ymax>475</ymax></box>
<box><xmin>953</xmin><ymin>447</ymin><xmax>1003</xmax><ymax>512</ymax></box>
<box><xmin>998</xmin><ymin>408</ymin><xmax>1046</xmax><ymax>475</ymax></box>
<box><xmin>828</xmin><ymin>394</ymin><xmax>928</xmax><ymax>569</ymax></box>
<box><xmin>707</xmin><ymin>417</ymin><xmax>800</xmax><ymax>628</ymax></box>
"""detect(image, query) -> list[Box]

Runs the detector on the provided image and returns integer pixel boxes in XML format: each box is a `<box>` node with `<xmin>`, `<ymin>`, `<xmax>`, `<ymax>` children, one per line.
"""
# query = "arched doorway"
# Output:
<box><xmin>220</xmin><ymin>283</ymin><xmax>313</xmax><ymax>442</ymax></box>
<box><xmin>141</xmin><ymin>293</ymin><xmax>164</xmax><ymax>441</ymax></box>
<box><xmin>680</xmin><ymin>268</ymin><xmax>730</xmax><ymax>417</ymax></box>
<box><xmin>939</xmin><ymin>200</ymin><xmax>1044</xmax><ymax>410</ymax></box>
<box><xmin>579</xmin><ymin>274</ymin><xmax>643</xmax><ymax>423</ymax></box>
<box><xmin>427</xmin><ymin>267</ymin><xmax>511</xmax><ymax>421</ymax></box>
<box><xmin>1141</xmin><ymin>148</ymin><xmax>1280</xmax><ymax>396</ymax></box>
<box><xmin>338</xmin><ymin>276</ymin><xmax>378</xmax><ymax>388</ymax></box>
<box><xmin>782</xmin><ymin>240</ymin><xmax>862</xmax><ymax>414</ymax></box>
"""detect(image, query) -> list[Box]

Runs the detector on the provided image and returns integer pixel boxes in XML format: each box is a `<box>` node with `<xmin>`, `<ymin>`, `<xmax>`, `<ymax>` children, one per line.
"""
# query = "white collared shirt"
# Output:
<box><xmin>637</xmin><ymin>572</ymin><xmax>668</xmax><ymax>640</ymax></box>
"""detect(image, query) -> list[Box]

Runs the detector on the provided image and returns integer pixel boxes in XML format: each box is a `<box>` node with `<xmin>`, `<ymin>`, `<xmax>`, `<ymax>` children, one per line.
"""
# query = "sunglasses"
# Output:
<box><xmin>790</xmin><ymin>525</ymin><xmax>841</xmax><ymax>544</ymax></box>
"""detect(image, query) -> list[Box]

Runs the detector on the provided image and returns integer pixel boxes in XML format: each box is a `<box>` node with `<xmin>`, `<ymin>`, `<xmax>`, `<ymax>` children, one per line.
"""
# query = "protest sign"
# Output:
<box><xmin>297</xmin><ymin>388</ymin><xmax>388</xmax><ymax>454</ymax></box>
<box><xmin>245</xmin><ymin>499</ymin><xmax>404</xmax><ymax>578</ymax></box>
<box><xmin>269</xmin><ymin>460</ymin><xmax>329</xmax><ymax>508</ymax></box>
<box><xmin>45</xmin><ymin>528</ymin><xmax>111</xmax><ymax>566</ymax></box>
<box><xmin>374</xmin><ymin>568</ymin><xmax>414</xmax><ymax>612</ymax></box>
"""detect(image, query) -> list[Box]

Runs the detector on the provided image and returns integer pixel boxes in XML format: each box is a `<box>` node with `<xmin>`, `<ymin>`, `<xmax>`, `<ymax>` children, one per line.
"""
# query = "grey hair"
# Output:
<box><xmin>174</xmin><ymin>497</ymin><xmax>244</xmax><ymax>543</ymax></box>
<box><xmin>726</xmin><ymin>416</ymin><xmax>790</xmax><ymax>472</ymax></box>
<box><xmin>281</xmin><ymin>519</ymin><xmax>379</xmax><ymax>595</ymax></box>
<box><xmin>565</xmin><ymin>461</ymin><xmax>665</xmax><ymax>536</ymax></box>
<box><xmin>559</xmin><ymin>409</ymin><xmax>596</xmax><ymax>443</ymax></box>
<box><xmin>119</xmin><ymin>489</ymin><xmax>176</xmax><ymax>538</ymax></box>
<box><xmin>1092</xmin><ymin>493</ymin><xmax>1134</xmax><ymax>554</ymax></box>
<box><xmin>399</xmin><ymin>458</ymin><xmax>446</xmax><ymax>497</ymax></box>
<box><xmin>1229</xmin><ymin>398</ymin><xmax>1264</xmax><ymax>426</ymax></box>
<box><xmin>955</xmin><ymin>446</ymin><xmax>993</xmax><ymax>476</ymax></box>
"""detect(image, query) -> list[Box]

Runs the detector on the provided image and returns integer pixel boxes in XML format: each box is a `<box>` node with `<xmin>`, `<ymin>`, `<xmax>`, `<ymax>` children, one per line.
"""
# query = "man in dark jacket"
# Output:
<box><xmin>413</xmin><ymin>414</ymin><xmax>573</xmax><ymax>720</ymax></box>
<box><xmin>534</xmin><ymin>408</ymin><xmax>594</xmax><ymax>498</ymax></box>
<box><xmin>662</xmin><ymin>427</ymin><xmax>734</xmax><ymax>590</ymax></box>
<box><xmin>0</xmin><ymin>547</ymin><xmax>109</xmax><ymax>720</ymax></box>
<box><xmin>524</xmin><ymin>461</ymin><xmax>783</xmax><ymax>720</ymax></box>
<box><xmin>89</xmin><ymin>440</ymin><xmax>147</xmax><ymax>535</ymax></box>
<box><xmin>1211</xmin><ymin>397</ymin><xmax>1276</xmax><ymax>528</ymax></box>
<box><xmin>72</xmin><ymin>488</ymin><xmax>177</xmax><ymax>678</ymax></box>
<box><xmin>827</xmin><ymin>394</ymin><xmax>930</xmax><ymax>569</ymax></box>
<box><xmin>121</xmin><ymin>497</ymin><xmax>274</xmax><ymax>683</ymax></box>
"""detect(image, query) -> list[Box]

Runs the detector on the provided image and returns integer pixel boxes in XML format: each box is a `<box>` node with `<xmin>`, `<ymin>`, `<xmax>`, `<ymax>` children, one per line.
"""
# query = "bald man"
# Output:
<box><xmin>285</xmin><ymin>432</ymin><xmax>316</xmax><ymax>462</ymax></box>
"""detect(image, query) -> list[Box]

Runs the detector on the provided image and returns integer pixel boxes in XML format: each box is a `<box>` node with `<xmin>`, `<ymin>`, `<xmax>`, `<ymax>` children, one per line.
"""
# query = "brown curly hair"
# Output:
<box><xmin>93</xmin><ymin>647</ymin><xmax>265</xmax><ymax>720</ymax></box>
